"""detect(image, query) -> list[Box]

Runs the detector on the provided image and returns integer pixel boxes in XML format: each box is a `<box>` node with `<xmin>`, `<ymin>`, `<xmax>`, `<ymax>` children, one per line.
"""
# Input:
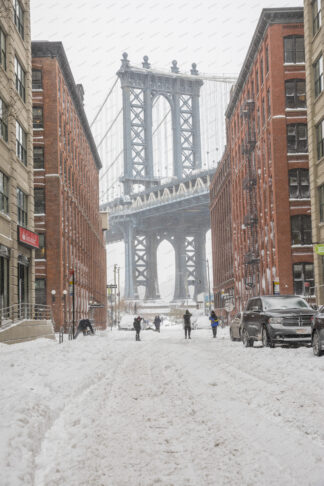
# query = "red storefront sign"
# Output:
<box><xmin>18</xmin><ymin>226</ymin><xmax>39</xmax><ymax>249</ymax></box>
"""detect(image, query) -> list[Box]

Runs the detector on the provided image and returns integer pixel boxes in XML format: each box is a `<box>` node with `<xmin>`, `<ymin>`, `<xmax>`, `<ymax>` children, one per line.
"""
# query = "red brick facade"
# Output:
<box><xmin>32</xmin><ymin>41</ymin><xmax>107</xmax><ymax>330</ymax></box>
<box><xmin>210</xmin><ymin>146</ymin><xmax>234</xmax><ymax>318</ymax></box>
<box><xmin>211</xmin><ymin>8</ymin><xmax>313</xmax><ymax>313</ymax></box>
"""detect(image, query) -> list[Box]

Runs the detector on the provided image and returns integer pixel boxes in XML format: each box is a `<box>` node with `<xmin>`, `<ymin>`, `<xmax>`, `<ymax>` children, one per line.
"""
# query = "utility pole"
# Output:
<box><xmin>117</xmin><ymin>266</ymin><xmax>120</xmax><ymax>325</ymax></box>
<box><xmin>113</xmin><ymin>264</ymin><xmax>117</xmax><ymax>326</ymax></box>
<box><xmin>206</xmin><ymin>258</ymin><xmax>212</xmax><ymax>313</ymax></box>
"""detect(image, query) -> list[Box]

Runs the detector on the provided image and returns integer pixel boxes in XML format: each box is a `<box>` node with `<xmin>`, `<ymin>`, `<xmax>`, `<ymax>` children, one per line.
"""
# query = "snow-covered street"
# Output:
<box><xmin>1</xmin><ymin>326</ymin><xmax>324</xmax><ymax>486</ymax></box>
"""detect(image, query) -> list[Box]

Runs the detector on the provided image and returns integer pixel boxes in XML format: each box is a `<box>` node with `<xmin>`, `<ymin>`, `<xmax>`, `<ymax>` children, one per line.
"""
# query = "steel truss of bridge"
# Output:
<box><xmin>101</xmin><ymin>54</ymin><xmax>218</xmax><ymax>302</ymax></box>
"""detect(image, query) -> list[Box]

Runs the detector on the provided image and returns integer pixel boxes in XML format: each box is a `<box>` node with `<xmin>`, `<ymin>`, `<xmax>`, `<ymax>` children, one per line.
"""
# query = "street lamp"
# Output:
<box><xmin>62</xmin><ymin>290</ymin><xmax>67</xmax><ymax>332</ymax></box>
<box><xmin>51</xmin><ymin>289</ymin><xmax>56</xmax><ymax>303</ymax></box>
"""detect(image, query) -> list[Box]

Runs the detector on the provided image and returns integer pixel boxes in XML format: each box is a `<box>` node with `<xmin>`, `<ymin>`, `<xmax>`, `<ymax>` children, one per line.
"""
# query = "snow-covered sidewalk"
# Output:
<box><xmin>1</xmin><ymin>326</ymin><xmax>324</xmax><ymax>486</ymax></box>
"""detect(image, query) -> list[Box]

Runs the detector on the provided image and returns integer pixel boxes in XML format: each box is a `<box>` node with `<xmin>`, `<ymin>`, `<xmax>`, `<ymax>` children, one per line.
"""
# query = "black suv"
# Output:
<box><xmin>311</xmin><ymin>306</ymin><xmax>324</xmax><ymax>356</ymax></box>
<box><xmin>241</xmin><ymin>295</ymin><xmax>316</xmax><ymax>348</ymax></box>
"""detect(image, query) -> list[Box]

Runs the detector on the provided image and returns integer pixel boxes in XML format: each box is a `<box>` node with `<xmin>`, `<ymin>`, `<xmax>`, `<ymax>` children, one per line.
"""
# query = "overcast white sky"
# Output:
<box><xmin>31</xmin><ymin>0</ymin><xmax>303</xmax><ymax>122</ymax></box>
<box><xmin>30</xmin><ymin>0</ymin><xmax>304</xmax><ymax>297</ymax></box>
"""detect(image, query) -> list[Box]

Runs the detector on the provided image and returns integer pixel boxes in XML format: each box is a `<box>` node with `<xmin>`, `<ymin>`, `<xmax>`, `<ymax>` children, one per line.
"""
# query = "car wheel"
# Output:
<box><xmin>230</xmin><ymin>328</ymin><xmax>235</xmax><ymax>341</ymax></box>
<box><xmin>262</xmin><ymin>325</ymin><xmax>274</xmax><ymax>348</ymax></box>
<box><xmin>242</xmin><ymin>329</ymin><xmax>252</xmax><ymax>347</ymax></box>
<box><xmin>313</xmin><ymin>332</ymin><xmax>323</xmax><ymax>357</ymax></box>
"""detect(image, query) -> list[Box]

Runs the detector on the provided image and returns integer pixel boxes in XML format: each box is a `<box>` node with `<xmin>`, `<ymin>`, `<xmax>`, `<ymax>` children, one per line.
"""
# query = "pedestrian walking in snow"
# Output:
<box><xmin>133</xmin><ymin>316</ymin><xmax>142</xmax><ymax>341</ymax></box>
<box><xmin>154</xmin><ymin>315</ymin><xmax>161</xmax><ymax>332</ymax></box>
<box><xmin>183</xmin><ymin>309</ymin><xmax>192</xmax><ymax>339</ymax></box>
<box><xmin>209</xmin><ymin>310</ymin><xmax>219</xmax><ymax>338</ymax></box>
<box><xmin>74</xmin><ymin>319</ymin><xmax>94</xmax><ymax>339</ymax></box>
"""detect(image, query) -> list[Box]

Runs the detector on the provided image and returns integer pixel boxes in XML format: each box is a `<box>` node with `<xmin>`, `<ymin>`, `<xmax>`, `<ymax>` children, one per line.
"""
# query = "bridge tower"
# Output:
<box><xmin>117</xmin><ymin>53</ymin><xmax>208</xmax><ymax>301</ymax></box>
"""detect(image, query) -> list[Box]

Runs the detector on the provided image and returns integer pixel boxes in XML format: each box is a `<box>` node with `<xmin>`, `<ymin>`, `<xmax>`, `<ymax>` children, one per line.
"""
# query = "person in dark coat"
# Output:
<box><xmin>133</xmin><ymin>316</ymin><xmax>142</xmax><ymax>341</ymax></box>
<box><xmin>154</xmin><ymin>315</ymin><xmax>161</xmax><ymax>332</ymax></box>
<box><xmin>74</xmin><ymin>319</ymin><xmax>94</xmax><ymax>339</ymax></box>
<box><xmin>183</xmin><ymin>309</ymin><xmax>192</xmax><ymax>339</ymax></box>
<box><xmin>209</xmin><ymin>310</ymin><xmax>219</xmax><ymax>338</ymax></box>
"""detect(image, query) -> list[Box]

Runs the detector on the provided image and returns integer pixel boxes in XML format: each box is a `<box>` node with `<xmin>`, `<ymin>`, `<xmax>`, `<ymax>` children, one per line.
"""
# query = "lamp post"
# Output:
<box><xmin>62</xmin><ymin>290</ymin><xmax>67</xmax><ymax>332</ymax></box>
<box><xmin>206</xmin><ymin>258</ymin><xmax>212</xmax><ymax>314</ymax></box>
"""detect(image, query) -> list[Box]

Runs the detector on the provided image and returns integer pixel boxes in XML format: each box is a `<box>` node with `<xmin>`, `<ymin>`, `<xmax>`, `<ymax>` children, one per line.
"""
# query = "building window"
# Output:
<box><xmin>265</xmin><ymin>46</ymin><xmax>269</xmax><ymax>73</ymax></box>
<box><xmin>0</xmin><ymin>27</ymin><xmax>6</xmax><ymax>70</ymax></box>
<box><xmin>262</xmin><ymin>98</ymin><xmax>265</xmax><ymax>125</ymax></box>
<box><xmin>287</xmin><ymin>124</ymin><xmax>308</xmax><ymax>153</ymax></box>
<box><xmin>312</xmin><ymin>0</ymin><xmax>322</xmax><ymax>36</ymax></box>
<box><xmin>284</xmin><ymin>36</ymin><xmax>305</xmax><ymax>64</ymax></box>
<box><xmin>34</xmin><ymin>147</ymin><xmax>44</xmax><ymax>169</ymax></box>
<box><xmin>35</xmin><ymin>278</ymin><xmax>46</xmax><ymax>306</ymax></box>
<box><xmin>15</xmin><ymin>57</ymin><xmax>25</xmax><ymax>102</ymax></box>
<box><xmin>291</xmin><ymin>215</ymin><xmax>312</xmax><ymax>245</ymax></box>
<box><xmin>293</xmin><ymin>263</ymin><xmax>314</xmax><ymax>295</ymax></box>
<box><xmin>0</xmin><ymin>171</ymin><xmax>9</xmax><ymax>214</ymax></box>
<box><xmin>289</xmin><ymin>169</ymin><xmax>310</xmax><ymax>199</ymax></box>
<box><xmin>13</xmin><ymin>0</ymin><xmax>24</xmax><ymax>39</ymax></box>
<box><xmin>260</xmin><ymin>58</ymin><xmax>264</xmax><ymax>84</ymax></box>
<box><xmin>16</xmin><ymin>188</ymin><xmax>27</xmax><ymax>227</ymax></box>
<box><xmin>319</xmin><ymin>185</ymin><xmax>324</xmax><ymax>222</ymax></box>
<box><xmin>256</xmin><ymin>69</ymin><xmax>259</xmax><ymax>93</ymax></box>
<box><xmin>35</xmin><ymin>233</ymin><xmax>45</xmax><ymax>259</ymax></box>
<box><xmin>0</xmin><ymin>97</ymin><xmax>8</xmax><ymax>142</ymax></box>
<box><xmin>34</xmin><ymin>188</ymin><xmax>45</xmax><ymax>214</ymax></box>
<box><xmin>316</xmin><ymin>119</ymin><xmax>324</xmax><ymax>160</ymax></box>
<box><xmin>16</xmin><ymin>121</ymin><xmax>27</xmax><ymax>165</ymax></box>
<box><xmin>285</xmin><ymin>79</ymin><xmax>306</xmax><ymax>108</ymax></box>
<box><xmin>267</xmin><ymin>89</ymin><xmax>271</xmax><ymax>117</ymax></box>
<box><xmin>314</xmin><ymin>55</ymin><xmax>323</xmax><ymax>97</ymax></box>
<box><xmin>0</xmin><ymin>252</ymin><xmax>9</xmax><ymax>309</ymax></box>
<box><xmin>33</xmin><ymin>107</ymin><xmax>43</xmax><ymax>129</ymax></box>
<box><xmin>32</xmin><ymin>70</ymin><xmax>42</xmax><ymax>90</ymax></box>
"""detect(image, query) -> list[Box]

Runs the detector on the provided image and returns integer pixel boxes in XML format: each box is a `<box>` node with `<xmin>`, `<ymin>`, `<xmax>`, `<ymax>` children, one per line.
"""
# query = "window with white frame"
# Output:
<box><xmin>284</xmin><ymin>36</ymin><xmax>305</xmax><ymax>63</ymax></box>
<box><xmin>316</xmin><ymin>119</ymin><xmax>324</xmax><ymax>160</ymax></box>
<box><xmin>15</xmin><ymin>57</ymin><xmax>25</xmax><ymax>102</ymax></box>
<box><xmin>0</xmin><ymin>27</ymin><xmax>6</xmax><ymax>70</ymax></box>
<box><xmin>0</xmin><ymin>97</ymin><xmax>8</xmax><ymax>142</ymax></box>
<box><xmin>16</xmin><ymin>121</ymin><xmax>27</xmax><ymax>165</ymax></box>
<box><xmin>285</xmin><ymin>79</ymin><xmax>306</xmax><ymax>108</ymax></box>
<box><xmin>287</xmin><ymin>124</ymin><xmax>308</xmax><ymax>153</ymax></box>
<box><xmin>16</xmin><ymin>187</ymin><xmax>27</xmax><ymax>227</ymax></box>
<box><xmin>288</xmin><ymin>169</ymin><xmax>310</xmax><ymax>199</ymax></box>
<box><xmin>0</xmin><ymin>170</ymin><xmax>9</xmax><ymax>214</ymax></box>
<box><xmin>319</xmin><ymin>184</ymin><xmax>324</xmax><ymax>222</ymax></box>
<box><xmin>293</xmin><ymin>263</ymin><xmax>314</xmax><ymax>295</ymax></box>
<box><xmin>314</xmin><ymin>55</ymin><xmax>323</xmax><ymax>97</ymax></box>
<box><xmin>291</xmin><ymin>215</ymin><xmax>312</xmax><ymax>245</ymax></box>
<box><xmin>312</xmin><ymin>0</ymin><xmax>322</xmax><ymax>36</ymax></box>
<box><xmin>13</xmin><ymin>0</ymin><xmax>24</xmax><ymax>39</ymax></box>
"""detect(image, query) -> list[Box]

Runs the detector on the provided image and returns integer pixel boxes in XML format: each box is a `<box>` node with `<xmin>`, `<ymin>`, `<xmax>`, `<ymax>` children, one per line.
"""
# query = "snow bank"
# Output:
<box><xmin>1</xmin><ymin>328</ymin><xmax>324</xmax><ymax>485</ymax></box>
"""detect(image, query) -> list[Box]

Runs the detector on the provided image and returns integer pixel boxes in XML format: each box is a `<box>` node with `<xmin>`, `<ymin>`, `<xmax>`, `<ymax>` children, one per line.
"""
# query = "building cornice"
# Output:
<box><xmin>31</xmin><ymin>41</ymin><xmax>102</xmax><ymax>170</ymax></box>
<box><xmin>225</xmin><ymin>8</ymin><xmax>304</xmax><ymax>119</ymax></box>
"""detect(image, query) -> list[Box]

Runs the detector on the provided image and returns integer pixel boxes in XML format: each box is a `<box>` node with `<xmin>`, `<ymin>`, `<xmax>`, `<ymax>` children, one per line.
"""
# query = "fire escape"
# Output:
<box><xmin>241</xmin><ymin>99</ymin><xmax>259</xmax><ymax>291</ymax></box>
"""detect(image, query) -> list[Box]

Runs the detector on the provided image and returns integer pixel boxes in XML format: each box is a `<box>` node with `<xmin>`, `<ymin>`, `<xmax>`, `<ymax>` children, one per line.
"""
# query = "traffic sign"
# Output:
<box><xmin>107</xmin><ymin>284</ymin><xmax>117</xmax><ymax>289</ymax></box>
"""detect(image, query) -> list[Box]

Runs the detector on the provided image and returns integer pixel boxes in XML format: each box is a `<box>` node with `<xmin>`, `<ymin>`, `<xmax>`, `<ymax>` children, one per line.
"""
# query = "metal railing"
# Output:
<box><xmin>0</xmin><ymin>304</ymin><xmax>53</xmax><ymax>328</ymax></box>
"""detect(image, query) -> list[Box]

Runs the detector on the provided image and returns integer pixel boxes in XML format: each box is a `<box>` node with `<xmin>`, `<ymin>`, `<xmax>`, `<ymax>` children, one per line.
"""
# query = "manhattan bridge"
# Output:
<box><xmin>93</xmin><ymin>53</ymin><xmax>236</xmax><ymax>302</ymax></box>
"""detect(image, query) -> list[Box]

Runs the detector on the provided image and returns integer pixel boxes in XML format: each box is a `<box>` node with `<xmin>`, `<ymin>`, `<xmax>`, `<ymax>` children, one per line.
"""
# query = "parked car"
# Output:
<box><xmin>311</xmin><ymin>306</ymin><xmax>324</xmax><ymax>356</ymax></box>
<box><xmin>229</xmin><ymin>312</ymin><xmax>242</xmax><ymax>341</ymax></box>
<box><xmin>241</xmin><ymin>295</ymin><xmax>316</xmax><ymax>348</ymax></box>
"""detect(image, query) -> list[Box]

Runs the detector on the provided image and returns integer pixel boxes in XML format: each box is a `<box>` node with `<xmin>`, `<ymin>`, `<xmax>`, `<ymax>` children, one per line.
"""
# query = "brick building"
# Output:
<box><xmin>222</xmin><ymin>8</ymin><xmax>313</xmax><ymax>311</ymax></box>
<box><xmin>304</xmin><ymin>0</ymin><xmax>324</xmax><ymax>303</ymax></box>
<box><xmin>209</xmin><ymin>145</ymin><xmax>234</xmax><ymax>316</ymax></box>
<box><xmin>31</xmin><ymin>41</ymin><xmax>107</xmax><ymax>330</ymax></box>
<box><xmin>0</xmin><ymin>0</ymin><xmax>37</xmax><ymax>313</ymax></box>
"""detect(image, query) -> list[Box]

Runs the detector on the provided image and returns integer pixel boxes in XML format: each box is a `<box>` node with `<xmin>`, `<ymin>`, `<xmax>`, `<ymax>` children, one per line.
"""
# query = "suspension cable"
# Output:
<box><xmin>90</xmin><ymin>78</ymin><xmax>119</xmax><ymax>128</ymax></box>
<box><xmin>99</xmin><ymin>149</ymin><xmax>124</xmax><ymax>181</ymax></box>
<box><xmin>96</xmin><ymin>108</ymin><xmax>123</xmax><ymax>149</ymax></box>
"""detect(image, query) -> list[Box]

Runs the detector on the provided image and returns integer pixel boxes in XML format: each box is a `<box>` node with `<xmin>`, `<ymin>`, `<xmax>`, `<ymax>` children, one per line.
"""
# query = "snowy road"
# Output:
<box><xmin>1</xmin><ymin>326</ymin><xmax>324</xmax><ymax>486</ymax></box>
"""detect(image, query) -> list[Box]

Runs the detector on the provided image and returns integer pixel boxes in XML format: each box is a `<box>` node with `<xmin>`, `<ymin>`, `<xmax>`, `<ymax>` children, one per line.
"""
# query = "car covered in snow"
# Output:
<box><xmin>311</xmin><ymin>306</ymin><xmax>324</xmax><ymax>356</ymax></box>
<box><xmin>241</xmin><ymin>295</ymin><xmax>316</xmax><ymax>348</ymax></box>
